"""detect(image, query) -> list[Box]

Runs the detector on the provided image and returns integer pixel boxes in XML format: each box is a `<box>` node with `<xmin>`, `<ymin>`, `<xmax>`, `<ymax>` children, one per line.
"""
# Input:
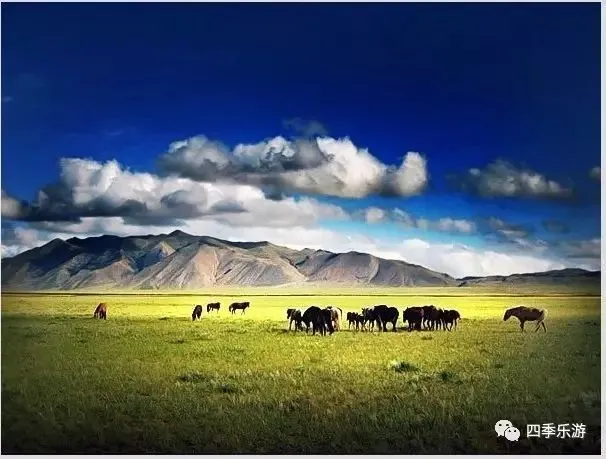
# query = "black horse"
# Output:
<box><xmin>301</xmin><ymin>306</ymin><xmax>335</xmax><ymax>336</ymax></box>
<box><xmin>229</xmin><ymin>301</ymin><xmax>250</xmax><ymax>314</ymax></box>
<box><xmin>361</xmin><ymin>307</ymin><xmax>376</xmax><ymax>331</ymax></box>
<box><xmin>443</xmin><ymin>309</ymin><xmax>461</xmax><ymax>331</ymax></box>
<box><xmin>192</xmin><ymin>304</ymin><xmax>203</xmax><ymax>321</ymax></box>
<box><xmin>207</xmin><ymin>302</ymin><xmax>221</xmax><ymax>313</ymax></box>
<box><xmin>403</xmin><ymin>307</ymin><xmax>424</xmax><ymax>331</ymax></box>
<box><xmin>286</xmin><ymin>308</ymin><xmax>303</xmax><ymax>331</ymax></box>
<box><xmin>373</xmin><ymin>305</ymin><xmax>399</xmax><ymax>332</ymax></box>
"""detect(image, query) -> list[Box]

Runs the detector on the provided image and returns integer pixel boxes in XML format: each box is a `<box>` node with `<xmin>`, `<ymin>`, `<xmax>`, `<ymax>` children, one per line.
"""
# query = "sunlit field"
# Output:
<box><xmin>1</xmin><ymin>289</ymin><xmax>600</xmax><ymax>454</ymax></box>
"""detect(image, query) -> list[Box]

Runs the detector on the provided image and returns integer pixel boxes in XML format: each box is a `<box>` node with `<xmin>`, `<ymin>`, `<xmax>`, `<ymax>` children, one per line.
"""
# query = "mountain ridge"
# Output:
<box><xmin>1</xmin><ymin>231</ymin><xmax>600</xmax><ymax>290</ymax></box>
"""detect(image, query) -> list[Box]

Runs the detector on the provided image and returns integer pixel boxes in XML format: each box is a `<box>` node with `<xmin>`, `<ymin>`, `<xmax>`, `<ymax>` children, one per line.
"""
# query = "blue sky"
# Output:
<box><xmin>0</xmin><ymin>3</ymin><xmax>601</xmax><ymax>277</ymax></box>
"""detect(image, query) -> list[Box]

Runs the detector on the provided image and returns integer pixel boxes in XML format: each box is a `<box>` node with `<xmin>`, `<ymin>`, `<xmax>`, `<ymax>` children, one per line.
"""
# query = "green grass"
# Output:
<box><xmin>1</xmin><ymin>289</ymin><xmax>601</xmax><ymax>454</ymax></box>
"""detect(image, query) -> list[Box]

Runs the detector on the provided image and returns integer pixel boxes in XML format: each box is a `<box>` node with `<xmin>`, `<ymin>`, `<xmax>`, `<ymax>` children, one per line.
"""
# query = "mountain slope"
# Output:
<box><xmin>0</xmin><ymin>232</ymin><xmax>600</xmax><ymax>290</ymax></box>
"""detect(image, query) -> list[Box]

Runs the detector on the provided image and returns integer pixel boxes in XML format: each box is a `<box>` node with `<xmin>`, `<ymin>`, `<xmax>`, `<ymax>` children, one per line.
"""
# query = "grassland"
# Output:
<box><xmin>1</xmin><ymin>288</ymin><xmax>601</xmax><ymax>454</ymax></box>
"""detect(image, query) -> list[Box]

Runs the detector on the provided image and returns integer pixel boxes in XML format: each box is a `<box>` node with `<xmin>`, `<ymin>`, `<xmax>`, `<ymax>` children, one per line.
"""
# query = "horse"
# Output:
<box><xmin>301</xmin><ymin>306</ymin><xmax>334</xmax><ymax>336</ymax></box>
<box><xmin>442</xmin><ymin>309</ymin><xmax>461</xmax><ymax>331</ymax></box>
<box><xmin>504</xmin><ymin>306</ymin><xmax>547</xmax><ymax>332</ymax></box>
<box><xmin>422</xmin><ymin>305</ymin><xmax>443</xmax><ymax>330</ymax></box>
<box><xmin>402</xmin><ymin>307</ymin><xmax>424</xmax><ymax>331</ymax></box>
<box><xmin>286</xmin><ymin>308</ymin><xmax>303</xmax><ymax>331</ymax></box>
<box><xmin>93</xmin><ymin>303</ymin><xmax>108</xmax><ymax>320</ymax></box>
<box><xmin>229</xmin><ymin>301</ymin><xmax>250</xmax><ymax>315</ymax></box>
<box><xmin>361</xmin><ymin>307</ymin><xmax>376</xmax><ymax>331</ymax></box>
<box><xmin>347</xmin><ymin>312</ymin><xmax>364</xmax><ymax>330</ymax></box>
<box><xmin>192</xmin><ymin>304</ymin><xmax>203</xmax><ymax>321</ymax></box>
<box><xmin>325</xmin><ymin>306</ymin><xmax>343</xmax><ymax>331</ymax></box>
<box><xmin>206</xmin><ymin>302</ymin><xmax>220</xmax><ymax>313</ymax></box>
<box><xmin>373</xmin><ymin>305</ymin><xmax>399</xmax><ymax>332</ymax></box>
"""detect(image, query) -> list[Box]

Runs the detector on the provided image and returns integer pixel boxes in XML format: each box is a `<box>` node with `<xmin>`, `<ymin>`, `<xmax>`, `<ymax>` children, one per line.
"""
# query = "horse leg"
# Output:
<box><xmin>392</xmin><ymin>320</ymin><xmax>397</xmax><ymax>332</ymax></box>
<box><xmin>541</xmin><ymin>321</ymin><xmax>547</xmax><ymax>332</ymax></box>
<box><xmin>534</xmin><ymin>321</ymin><xmax>541</xmax><ymax>332</ymax></box>
<box><xmin>520</xmin><ymin>320</ymin><xmax>525</xmax><ymax>332</ymax></box>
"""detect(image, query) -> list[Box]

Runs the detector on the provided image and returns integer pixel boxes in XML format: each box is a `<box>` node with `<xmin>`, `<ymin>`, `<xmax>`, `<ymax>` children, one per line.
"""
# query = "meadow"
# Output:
<box><xmin>1</xmin><ymin>288</ymin><xmax>601</xmax><ymax>454</ymax></box>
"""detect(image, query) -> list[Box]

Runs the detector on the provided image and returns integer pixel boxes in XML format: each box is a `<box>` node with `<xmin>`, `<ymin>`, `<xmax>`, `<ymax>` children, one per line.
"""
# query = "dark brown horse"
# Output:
<box><xmin>504</xmin><ymin>306</ymin><xmax>547</xmax><ymax>332</ymax></box>
<box><xmin>192</xmin><ymin>304</ymin><xmax>203</xmax><ymax>321</ymax></box>
<box><xmin>442</xmin><ymin>309</ymin><xmax>461</xmax><ymax>331</ymax></box>
<box><xmin>206</xmin><ymin>302</ymin><xmax>220</xmax><ymax>313</ymax></box>
<box><xmin>93</xmin><ymin>303</ymin><xmax>108</xmax><ymax>320</ymax></box>
<box><xmin>286</xmin><ymin>308</ymin><xmax>303</xmax><ymax>331</ymax></box>
<box><xmin>229</xmin><ymin>301</ymin><xmax>250</xmax><ymax>314</ymax></box>
<box><xmin>402</xmin><ymin>307</ymin><xmax>423</xmax><ymax>331</ymax></box>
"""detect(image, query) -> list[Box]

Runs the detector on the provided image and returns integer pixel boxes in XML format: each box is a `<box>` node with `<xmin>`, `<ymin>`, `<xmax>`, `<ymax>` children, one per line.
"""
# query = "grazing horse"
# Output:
<box><xmin>229</xmin><ymin>301</ymin><xmax>250</xmax><ymax>315</ymax></box>
<box><xmin>192</xmin><ymin>304</ymin><xmax>203</xmax><ymax>321</ymax></box>
<box><xmin>361</xmin><ymin>307</ymin><xmax>376</xmax><ymax>331</ymax></box>
<box><xmin>301</xmin><ymin>306</ymin><xmax>334</xmax><ymax>336</ymax></box>
<box><xmin>504</xmin><ymin>306</ymin><xmax>547</xmax><ymax>332</ymax></box>
<box><xmin>373</xmin><ymin>305</ymin><xmax>399</xmax><ymax>332</ymax></box>
<box><xmin>326</xmin><ymin>306</ymin><xmax>343</xmax><ymax>331</ymax></box>
<box><xmin>93</xmin><ymin>303</ymin><xmax>108</xmax><ymax>320</ymax></box>
<box><xmin>346</xmin><ymin>312</ymin><xmax>357</xmax><ymax>329</ymax></box>
<box><xmin>402</xmin><ymin>307</ymin><xmax>423</xmax><ymax>331</ymax></box>
<box><xmin>442</xmin><ymin>309</ymin><xmax>461</xmax><ymax>331</ymax></box>
<box><xmin>206</xmin><ymin>302</ymin><xmax>220</xmax><ymax>313</ymax></box>
<box><xmin>422</xmin><ymin>305</ymin><xmax>443</xmax><ymax>330</ymax></box>
<box><xmin>286</xmin><ymin>308</ymin><xmax>303</xmax><ymax>331</ymax></box>
<box><xmin>347</xmin><ymin>312</ymin><xmax>364</xmax><ymax>330</ymax></box>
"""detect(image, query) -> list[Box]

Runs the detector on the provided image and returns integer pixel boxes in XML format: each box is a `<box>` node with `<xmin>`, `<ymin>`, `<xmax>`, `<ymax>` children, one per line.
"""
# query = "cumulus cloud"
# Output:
<box><xmin>557</xmin><ymin>238</ymin><xmax>600</xmax><ymax>259</ymax></box>
<box><xmin>590</xmin><ymin>166</ymin><xmax>600</xmax><ymax>181</ymax></box>
<box><xmin>453</xmin><ymin>160</ymin><xmax>572</xmax><ymax>200</ymax></box>
<box><xmin>1</xmin><ymin>190</ymin><xmax>28</xmax><ymax>219</ymax></box>
<box><xmin>2</xmin><ymin>217</ymin><xmax>591</xmax><ymax>277</ymax></box>
<box><xmin>158</xmin><ymin>135</ymin><xmax>428</xmax><ymax>198</ymax></box>
<box><xmin>358</xmin><ymin>206</ymin><xmax>476</xmax><ymax>234</ymax></box>
<box><xmin>1</xmin><ymin>158</ymin><xmax>350</xmax><ymax>228</ymax></box>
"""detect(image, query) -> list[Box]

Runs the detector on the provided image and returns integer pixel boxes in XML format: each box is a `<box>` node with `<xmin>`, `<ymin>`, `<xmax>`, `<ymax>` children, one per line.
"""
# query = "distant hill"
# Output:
<box><xmin>457</xmin><ymin>268</ymin><xmax>601</xmax><ymax>288</ymax></box>
<box><xmin>0</xmin><ymin>232</ymin><xmax>600</xmax><ymax>291</ymax></box>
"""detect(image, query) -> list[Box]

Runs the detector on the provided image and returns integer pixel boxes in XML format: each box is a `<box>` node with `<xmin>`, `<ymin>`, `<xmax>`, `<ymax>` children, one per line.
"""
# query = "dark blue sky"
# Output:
<box><xmin>0</xmin><ymin>2</ymin><xmax>601</xmax><ymax>273</ymax></box>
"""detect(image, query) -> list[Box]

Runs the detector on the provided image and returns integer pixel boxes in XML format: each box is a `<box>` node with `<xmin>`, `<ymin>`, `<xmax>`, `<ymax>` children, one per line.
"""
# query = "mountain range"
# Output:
<box><xmin>0</xmin><ymin>231</ymin><xmax>600</xmax><ymax>291</ymax></box>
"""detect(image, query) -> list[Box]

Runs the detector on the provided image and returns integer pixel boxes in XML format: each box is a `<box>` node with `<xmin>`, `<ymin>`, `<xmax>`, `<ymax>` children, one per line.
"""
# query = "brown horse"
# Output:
<box><xmin>325</xmin><ymin>306</ymin><xmax>343</xmax><ymax>331</ymax></box>
<box><xmin>504</xmin><ymin>306</ymin><xmax>547</xmax><ymax>332</ymax></box>
<box><xmin>93</xmin><ymin>303</ymin><xmax>107</xmax><ymax>320</ymax></box>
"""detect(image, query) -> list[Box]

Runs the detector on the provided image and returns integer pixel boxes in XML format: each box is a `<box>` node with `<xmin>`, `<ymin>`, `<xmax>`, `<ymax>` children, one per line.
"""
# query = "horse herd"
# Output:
<box><xmin>91</xmin><ymin>301</ymin><xmax>548</xmax><ymax>334</ymax></box>
<box><xmin>286</xmin><ymin>304</ymin><xmax>461</xmax><ymax>336</ymax></box>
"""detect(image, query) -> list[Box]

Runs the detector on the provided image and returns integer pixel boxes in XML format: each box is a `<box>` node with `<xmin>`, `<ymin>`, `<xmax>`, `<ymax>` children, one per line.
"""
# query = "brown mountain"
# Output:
<box><xmin>0</xmin><ymin>231</ymin><xmax>599</xmax><ymax>290</ymax></box>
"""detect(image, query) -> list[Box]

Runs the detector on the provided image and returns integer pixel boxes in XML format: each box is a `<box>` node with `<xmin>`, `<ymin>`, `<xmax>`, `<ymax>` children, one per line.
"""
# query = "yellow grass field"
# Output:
<box><xmin>1</xmin><ymin>288</ymin><xmax>601</xmax><ymax>454</ymax></box>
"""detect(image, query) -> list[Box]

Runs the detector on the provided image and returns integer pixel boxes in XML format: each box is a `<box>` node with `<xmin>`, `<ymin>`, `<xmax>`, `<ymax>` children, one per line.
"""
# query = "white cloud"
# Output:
<box><xmin>363</xmin><ymin>207</ymin><xmax>387</xmax><ymax>224</ymax></box>
<box><xmin>159</xmin><ymin>135</ymin><xmax>428</xmax><ymax>198</ymax></box>
<box><xmin>2</xmin><ymin>217</ymin><xmax>591</xmax><ymax>277</ymax></box>
<box><xmin>371</xmin><ymin>207</ymin><xmax>476</xmax><ymax>234</ymax></box>
<box><xmin>2</xmin><ymin>157</ymin><xmax>349</xmax><ymax>228</ymax></box>
<box><xmin>1</xmin><ymin>190</ymin><xmax>25</xmax><ymax>219</ymax></box>
<box><xmin>457</xmin><ymin>160</ymin><xmax>572</xmax><ymax>199</ymax></box>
